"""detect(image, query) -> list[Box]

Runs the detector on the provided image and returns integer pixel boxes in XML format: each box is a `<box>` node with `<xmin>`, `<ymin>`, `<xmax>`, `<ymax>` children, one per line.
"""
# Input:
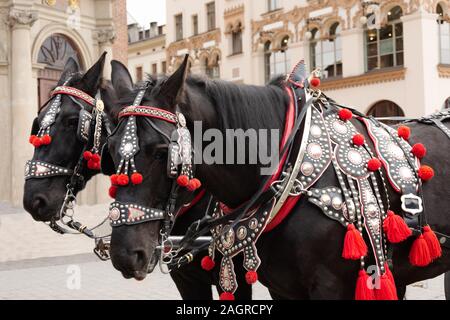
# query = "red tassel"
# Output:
<box><xmin>342</xmin><ymin>224</ymin><xmax>367</xmax><ymax>260</ymax></box>
<box><xmin>131</xmin><ymin>173</ymin><xmax>143</xmax><ymax>185</ymax></box>
<box><xmin>91</xmin><ymin>153</ymin><xmax>101</xmax><ymax>163</ymax></box>
<box><xmin>187</xmin><ymin>178</ymin><xmax>202</xmax><ymax>191</ymax></box>
<box><xmin>374</xmin><ymin>274</ymin><xmax>398</xmax><ymax>300</ymax></box>
<box><xmin>117</xmin><ymin>174</ymin><xmax>129</xmax><ymax>186</ymax></box>
<box><xmin>352</xmin><ymin>134</ymin><xmax>365</xmax><ymax>146</ymax></box>
<box><xmin>409</xmin><ymin>234</ymin><xmax>432</xmax><ymax>267</ymax></box>
<box><xmin>110</xmin><ymin>174</ymin><xmax>119</xmax><ymax>186</ymax></box>
<box><xmin>29</xmin><ymin>135</ymin><xmax>37</xmax><ymax>145</ymax></box>
<box><xmin>418</xmin><ymin>165</ymin><xmax>434</xmax><ymax>181</ymax></box>
<box><xmin>411</xmin><ymin>143</ymin><xmax>427</xmax><ymax>159</ymax></box>
<box><xmin>384</xmin><ymin>263</ymin><xmax>395</xmax><ymax>287</ymax></box>
<box><xmin>109</xmin><ymin>185</ymin><xmax>117</xmax><ymax>199</ymax></box>
<box><xmin>310</xmin><ymin>77</ymin><xmax>321</xmax><ymax>88</ymax></box>
<box><xmin>398</xmin><ymin>126</ymin><xmax>411</xmax><ymax>140</ymax></box>
<box><xmin>245</xmin><ymin>271</ymin><xmax>258</xmax><ymax>284</ymax></box>
<box><xmin>177</xmin><ymin>175</ymin><xmax>189</xmax><ymax>187</ymax></box>
<box><xmin>41</xmin><ymin>135</ymin><xmax>52</xmax><ymax>145</ymax></box>
<box><xmin>423</xmin><ymin>225</ymin><xmax>442</xmax><ymax>261</ymax></box>
<box><xmin>339</xmin><ymin>109</ymin><xmax>353</xmax><ymax>121</ymax></box>
<box><xmin>200</xmin><ymin>256</ymin><xmax>215</xmax><ymax>271</ymax></box>
<box><xmin>83</xmin><ymin>151</ymin><xmax>93</xmax><ymax>161</ymax></box>
<box><xmin>355</xmin><ymin>270</ymin><xmax>375</xmax><ymax>300</ymax></box>
<box><xmin>383</xmin><ymin>210</ymin><xmax>412</xmax><ymax>243</ymax></box>
<box><xmin>32</xmin><ymin>137</ymin><xmax>42</xmax><ymax>148</ymax></box>
<box><xmin>219</xmin><ymin>292</ymin><xmax>235</xmax><ymax>301</ymax></box>
<box><xmin>367</xmin><ymin>158</ymin><xmax>382</xmax><ymax>172</ymax></box>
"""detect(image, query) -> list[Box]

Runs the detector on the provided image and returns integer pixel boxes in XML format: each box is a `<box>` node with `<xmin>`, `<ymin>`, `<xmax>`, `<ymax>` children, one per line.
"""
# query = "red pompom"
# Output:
<box><xmin>411</xmin><ymin>143</ymin><xmax>427</xmax><ymax>159</ymax></box>
<box><xmin>423</xmin><ymin>225</ymin><xmax>442</xmax><ymax>261</ymax></box>
<box><xmin>367</xmin><ymin>158</ymin><xmax>382</xmax><ymax>172</ymax></box>
<box><xmin>32</xmin><ymin>137</ymin><xmax>42</xmax><ymax>148</ymax></box>
<box><xmin>355</xmin><ymin>270</ymin><xmax>375</xmax><ymax>300</ymax></box>
<box><xmin>200</xmin><ymin>256</ymin><xmax>215</xmax><ymax>271</ymax></box>
<box><xmin>83</xmin><ymin>151</ymin><xmax>93</xmax><ymax>161</ymax></box>
<box><xmin>398</xmin><ymin>126</ymin><xmax>411</xmax><ymax>140</ymax></box>
<box><xmin>187</xmin><ymin>178</ymin><xmax>202</xmax><ymax>192</ymax></box>
<box><xmin>383</xmin><ymin>210</ymin><xmax>412</xmax><ymax>243</ymax></box>
<box><xmin>342</xmin><ymin>224</ymin><xmax>367</xmax><ymax>260</ymax></box>
<box><xmin>29</xmin><ymin>135</ymin><xmax>37</xmax><ymax>144</ymax></box>
<box><xmin>91</xmin><ymin>153</ymin><xmax>101</xmax><ymax>163</ymax></box>
<box><xmin>219</xmin><ymin>292</ymin><xmax>235</xmax><ymax>301</ymax></box>
<box><xmin>418</xmin><ymin>165</ymin><xmax>434</xmax><ymax>181</ymax></box>
<box><xmin>177</xmin><ymin>175</ymin><xmax>189</xmax><ymax>187</ymax></box>
<box><xmin>109</xmin><ymin>185</ymin><xmax>117</xmax><ymax>199</ymax></box>
<box><xmin>374</xmin><ymin>274</ymin><xmax>398</xmax><ymax>300</ymax></box>
<box><xmin>339</xmin><ymin>109</ymin><xmax>353</xmax><ymax>121</ymax></box>
<box><xmin>409</xmin><ymin>234</ymin><xmax>432</xmax><ymax>267</ymax></box>
<box><xmin>310</xmin><ymin>77</ymin><xmax>321</xmax><ymax>88</ymax></box>
<box><xmin>245</xmin><ymin>271</ymin><xmax>258</xmax><ymax>285</ymax></box>
<box><xmin>41</xmin><ymin>135</ymin><xmax>52</xmax><ymax>145</ymax></box>
<box><xmin>352</xmin><ymin>134</ymin><xmax>365</xmax><ymax>146</ymax></box>
<box><xmin>110</xmin><ymin>174</ymin><xmax>119</xmax><ymax>185</ymax></box>
<box><xmin>131</xmin><ymin>172</ymin><xmax>144</xmax><ymax>185</ymax></box>
<box><xmin>87</xmin><ymin>159</ymin><xmax>100</xmax><ymax>170</ymax></box>
<box><xmin>117</xmin><ymin>174</ymin><xmax>129</xmax><ymax>186</ymax></box>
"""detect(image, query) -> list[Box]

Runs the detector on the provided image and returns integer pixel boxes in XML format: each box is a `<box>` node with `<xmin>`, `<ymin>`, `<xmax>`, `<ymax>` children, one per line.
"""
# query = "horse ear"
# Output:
<box><xmin>80</xmin><ymin>52</ymin><xmax>107</xmax><ymax>94</ymax></box>
<box><xmin>160</xmin><ymin>54</ymin><xmax>190</xmax><ymax>106</ymax></box>
<box><xmin>111</xmin><ymin>60</ymin><xmax>134</xmax><ymax>98</ymax></box>
<box><xmin>58</xmin><ymin>58</ymin><xmax>79</xmax><ymax>85</ymax></box>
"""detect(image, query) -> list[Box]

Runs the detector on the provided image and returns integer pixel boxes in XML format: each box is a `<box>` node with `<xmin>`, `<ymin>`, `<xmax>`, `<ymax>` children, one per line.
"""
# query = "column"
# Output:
<box><xmin>9</xmin><ymin>9</ymin><xmax>37</xmax><ymax>206</ymax></box>
<box><xmin>341</xmin><ymin>27</ymin><xmax>365</xmax><ymax>78</ymax></box>
<box><xmin>402</xmin><ymin>9</ymin><xmax>440</xmax><ymax>117</ymax></box>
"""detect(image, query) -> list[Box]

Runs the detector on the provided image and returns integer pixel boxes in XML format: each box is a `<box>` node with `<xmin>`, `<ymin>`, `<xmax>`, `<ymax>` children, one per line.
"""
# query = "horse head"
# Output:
<box><xmin>23</xmin><ymin>53</ymin><xmax>118</xmax><ymax>222</ymax></box>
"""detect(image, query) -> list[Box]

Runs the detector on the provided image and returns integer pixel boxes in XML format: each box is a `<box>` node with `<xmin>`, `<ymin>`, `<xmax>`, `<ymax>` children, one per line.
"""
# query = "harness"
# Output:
<box><xmin>25</xmin><ymin>77</ymin><xmax>112</xmax><ymax>255</ymax></box>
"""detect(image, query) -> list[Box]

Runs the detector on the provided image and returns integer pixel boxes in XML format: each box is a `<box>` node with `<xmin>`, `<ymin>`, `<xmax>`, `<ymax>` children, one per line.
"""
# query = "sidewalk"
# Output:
<box><xmin>0</xmin><ymin>203</ymin><xmax>445</xmax><ymax>300</ymax></box>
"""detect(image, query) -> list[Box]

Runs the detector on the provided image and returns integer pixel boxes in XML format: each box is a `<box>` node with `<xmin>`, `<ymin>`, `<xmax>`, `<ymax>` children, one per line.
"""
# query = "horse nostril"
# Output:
<box><xmin>32</xmin><ymin>195</ymin><xmax>48</xmax><ymax>212</ymax></box>
<box><xmin>134</xmin><ymin>249</ymin><xmax>148</xmax><ymax>265</ymax></box>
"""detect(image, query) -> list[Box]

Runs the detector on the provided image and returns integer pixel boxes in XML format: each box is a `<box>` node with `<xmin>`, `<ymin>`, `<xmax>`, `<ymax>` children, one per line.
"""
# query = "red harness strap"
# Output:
<box><xmin>177</xmin><ymin>189</ymin><xmax>207</xmax><ymax>217</ymax></box>
<box><xmin>52</xmin><ymin>86</ymin><xmax>96</xmax><ymax>107</ymax></box>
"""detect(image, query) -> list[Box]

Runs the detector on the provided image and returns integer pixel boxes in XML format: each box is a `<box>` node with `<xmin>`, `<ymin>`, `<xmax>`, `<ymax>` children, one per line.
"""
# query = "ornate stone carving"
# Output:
<box><xmin>96</xmin><ymin>28</ymin><xmax>116</xmax><ymax>45</ymax></box>
<box><xmin>8</xmin><ymin>9</ymin><xmax>38</xmax><ymax>28</ymax></box>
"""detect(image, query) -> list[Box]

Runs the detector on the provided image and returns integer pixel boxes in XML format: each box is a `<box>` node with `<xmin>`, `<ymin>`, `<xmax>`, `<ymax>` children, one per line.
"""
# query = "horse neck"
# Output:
<box><xmin>183</xmin><ymin>79</ymin><xmax>288</xmax><ymax>207</ymax></box>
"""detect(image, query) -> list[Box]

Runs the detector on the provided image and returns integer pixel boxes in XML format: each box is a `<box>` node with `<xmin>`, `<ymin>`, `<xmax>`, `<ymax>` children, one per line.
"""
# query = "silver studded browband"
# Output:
<box><xmin>109</xmin><ymin>201</ymin><xmax>165</xmax><ymax>226</ymax></box>
<box><xmin>25</xmin><ymin>160</ymin><xmax>73</xmax><ymax>180</ymax></box>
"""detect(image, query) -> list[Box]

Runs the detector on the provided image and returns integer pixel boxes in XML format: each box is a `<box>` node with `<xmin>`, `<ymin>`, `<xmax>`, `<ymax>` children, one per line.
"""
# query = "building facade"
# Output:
<box><xmin>165</xmin><ymin>0</ymin><xmax>450</xmax><ymax>118</ymax></box>
<box><xmin>0</xmin><ymin>0</ymin><xmax>127</xmax><ymax>205</ymax></box>
<box><xmin>128</xmin><ymin>20</ymin><xmax>167</xmax><ymax>83</ymax></box>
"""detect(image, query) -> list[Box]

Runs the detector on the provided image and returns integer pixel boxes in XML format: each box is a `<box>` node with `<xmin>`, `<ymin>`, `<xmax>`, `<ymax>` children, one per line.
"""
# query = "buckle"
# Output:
<box><xmin>94</xmin><ymin>238</ymin><xmax>111</xmax><ymax>261</ymax></box>
<box><xmin>401</xmin><ymin>193</ymin><xmax>423</xmax><ymax>215</ymax></box>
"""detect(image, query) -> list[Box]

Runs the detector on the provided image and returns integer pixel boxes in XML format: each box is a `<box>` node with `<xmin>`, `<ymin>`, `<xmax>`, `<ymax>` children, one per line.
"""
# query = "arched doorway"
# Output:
<box><xmin>367</xmin><ymin>100</ymin><xmax>405</xmax><ymax>124</ymax></box>
<box><xmin>37</xmin><ymin>34</ymin><xmax>83</xmax><ymax>107</ymax></box>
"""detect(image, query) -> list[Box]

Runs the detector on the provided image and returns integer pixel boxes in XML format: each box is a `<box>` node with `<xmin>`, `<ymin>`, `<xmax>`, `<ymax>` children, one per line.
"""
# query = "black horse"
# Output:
<box><xmin>22</xmin><ymin>55</ymin><xmax>251</xmax><ymax>300</ymax></box>
<box><xmin>104</xmin><ymin>55</ymin><xmax>450</xmax><ymax>299</ymax></box>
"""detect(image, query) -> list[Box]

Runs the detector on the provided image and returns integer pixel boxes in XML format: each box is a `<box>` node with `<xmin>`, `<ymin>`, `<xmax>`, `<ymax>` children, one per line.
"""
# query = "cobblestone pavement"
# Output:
<box><xmin>0</xmin><ymin>203</ymin><xmax>445</xmax><ymax>300</ymax></box>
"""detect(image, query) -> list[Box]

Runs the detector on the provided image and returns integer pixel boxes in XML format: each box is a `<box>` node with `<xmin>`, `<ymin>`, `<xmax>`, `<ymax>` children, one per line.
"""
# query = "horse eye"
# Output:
<box><xmin>153</xmin><ymin>149</ymin><xmax>167</xmax><ymax>161</ymax></box>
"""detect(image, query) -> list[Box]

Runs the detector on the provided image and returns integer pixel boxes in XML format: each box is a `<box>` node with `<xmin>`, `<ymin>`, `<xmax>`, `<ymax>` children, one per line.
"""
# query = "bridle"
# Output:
<box><xmin>25</xmin><ymin>76</ymin><xmax>112</xmax><ymax>249</ymax></box>
<box><xmin>105</xmin><ymin>83</ymin><xmax>202</xmax><ymax>271</ymax></box>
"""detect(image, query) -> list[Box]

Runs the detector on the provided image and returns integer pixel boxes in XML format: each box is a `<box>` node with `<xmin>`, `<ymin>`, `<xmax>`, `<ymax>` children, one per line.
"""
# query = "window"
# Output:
<box><xmin>136</xmin><ymin>66</ymin><xmax>143</xmax><ymax>82</ymax></box>
<box><xmin>205</xmin><ymin>56</ymin><xmax>220</xmax><ymax>79</ymax></box>
<box><xmin>207</xmin><ymin>2</ymin><xmax>216</xmax><ymax>31</ymax></box>
<box><xmin>264</xmin><ymin>38</ymin><xmax>290</xmax><ymax>83</ymax></box>
<box><xmin>192</xmin><ymin>15</ymin><xmax>199</xmax><ymax>36</ymax></box>
<box><xmin>310</xmin><ymin>23</ymin><xmax>343</xmax><ymax>78</ymax></box>
<box><xmin>232</xmin><ymin>24</ymin><xmax>243</xmax><ymax>55</ymax></box>
<box><xmin>365</xmin><ymin>6</ymin><xmax>404</xmax><ymax>71</ymax></box>
<box><xmin>267</xmin><ymin>0</ymin><xmax>279</xmax><ymax>12</ymax></box>
<box><xmin>367</xmin><ymin>100</ymin><xmax>405</xmax><ymax>125</ymax></box>
<box><xmin>162</xmin><ymin>61</ymin><xmax>167</xmax><ymax>74</ymax></box>
<box><xmin>175</xmin><ymin>14</ymin><xmax>183</xmax><ymax>41</ymax></box>
<box><xmin>152</xmin><ymin>63</ymin><xmax>157</xmax><ymax>75</ymax></box>
<box><xmin>438</xmin><ymin>4</ymin><xmax>450</xmax><ymax>64</ymax></box>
